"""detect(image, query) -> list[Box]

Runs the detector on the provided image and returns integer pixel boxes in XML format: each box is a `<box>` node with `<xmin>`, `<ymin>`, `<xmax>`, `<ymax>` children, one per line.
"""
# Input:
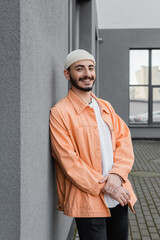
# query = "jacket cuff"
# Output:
<box><xmin>90</xmin><ymin>181</ymin><xmax>106</xmax><ymax>196</ymax></box>
<box><xmin>109</xmin><ymin>168</ymin><xmax>128</xmax><ymax>182</ymax></box>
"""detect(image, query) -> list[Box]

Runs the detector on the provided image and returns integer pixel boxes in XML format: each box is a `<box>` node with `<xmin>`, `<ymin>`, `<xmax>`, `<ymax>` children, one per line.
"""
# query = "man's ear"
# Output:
<box><xmin>64</xmin><ymin>70</ymin><xmax>70</xmax><ymax>81</ymax></box>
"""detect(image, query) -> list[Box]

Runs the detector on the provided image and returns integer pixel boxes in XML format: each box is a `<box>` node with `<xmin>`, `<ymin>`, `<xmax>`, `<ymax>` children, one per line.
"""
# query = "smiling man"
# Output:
<box><xmin>50</xmin><ymin>49</ymin><xmax>137</xmax><ymax>240</ymax></box>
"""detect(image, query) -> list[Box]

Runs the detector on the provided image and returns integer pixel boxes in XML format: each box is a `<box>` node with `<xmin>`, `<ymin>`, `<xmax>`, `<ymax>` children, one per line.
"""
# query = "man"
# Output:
<box><xmin>50</xmin><ymin>49</ymin><xmax>137</xmax><ymax>240</ymax></box>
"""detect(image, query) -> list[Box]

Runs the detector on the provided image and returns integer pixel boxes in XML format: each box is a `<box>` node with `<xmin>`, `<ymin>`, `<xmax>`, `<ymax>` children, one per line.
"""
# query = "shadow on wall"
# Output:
<box><xmin>48</xmin><ymin>63</ymin><xmax>72</xmax><ymax>240</ymax></box>
<box><xmin>48</xmin><ymin>155</ymin><xmax>58</xmax><ymax>240</ymax></box>
<box><xmin>48</xmin><ymin>63</ymin><xmax>59</xmax><ymax>239</ymax></box>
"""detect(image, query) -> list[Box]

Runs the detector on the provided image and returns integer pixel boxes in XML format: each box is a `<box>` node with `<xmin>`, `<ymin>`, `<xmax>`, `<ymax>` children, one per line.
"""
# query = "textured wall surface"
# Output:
<box><xmin>0</xmin><ymin>1</ymin><xmax>20</xmax><ymax>240</ymax></box>
<box><xmin>99</xmin><ymin>28</ymin><xmax>160</xmax><ymax>138</ymax></box>
<box><xmin>20</xmin><ymin>0</ymin><xmax>72</xmax><ymax>240</ymax></box>
<box><xmin>1</xmin><ymin>1</ymin><xmax>99</xmax><ymax>239</ymax></box>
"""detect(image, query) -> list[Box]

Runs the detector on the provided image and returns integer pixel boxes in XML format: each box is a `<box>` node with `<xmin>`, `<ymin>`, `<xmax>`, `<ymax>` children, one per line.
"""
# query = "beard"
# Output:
<box><xmin>69</xmin><ymin>74</ymin><xmax>95</xmax><ymax>92</ymax></box>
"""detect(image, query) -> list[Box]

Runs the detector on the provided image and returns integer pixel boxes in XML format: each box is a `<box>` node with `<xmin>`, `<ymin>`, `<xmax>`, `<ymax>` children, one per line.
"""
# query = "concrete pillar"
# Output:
<box><xmin>0</xmin><ymin>1</ymin><xmax>20</xmax><ymax>239</ymax></box>
<box><xmin>0</xmin><ymin>0</ymin><xmax>73</xmax><ymax>239</ymax></box>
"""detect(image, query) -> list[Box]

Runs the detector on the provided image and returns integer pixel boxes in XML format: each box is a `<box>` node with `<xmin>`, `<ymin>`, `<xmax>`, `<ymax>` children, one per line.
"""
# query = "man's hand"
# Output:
<box><xmin>99</xmin><ymin>173</ymin><xmax>122</xmax><ymax>194</ymax></box>
<box><xmin>108</xmin><ymin>186</ymin><xmax>130</xmax><ymax>206</ymax></box>
<box><xmin>99</xmin><ymin>174</ymin><xmax>130</xmax><ymax>206</ymax></box>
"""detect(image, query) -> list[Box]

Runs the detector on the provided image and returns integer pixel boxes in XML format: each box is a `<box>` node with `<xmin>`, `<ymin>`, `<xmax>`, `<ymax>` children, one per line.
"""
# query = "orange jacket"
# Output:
<box><xmin>50</xmin><ymin>89</ymin><xmax>137</xmax><ymax>217</ymax></box>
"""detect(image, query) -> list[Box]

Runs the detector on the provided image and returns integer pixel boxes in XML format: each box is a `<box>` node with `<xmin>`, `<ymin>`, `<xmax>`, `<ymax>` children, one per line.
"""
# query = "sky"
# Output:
<box><xmin>95</xmin><ymin>0</ymin><xmax>160</xmax><ymax>29</ymax></box>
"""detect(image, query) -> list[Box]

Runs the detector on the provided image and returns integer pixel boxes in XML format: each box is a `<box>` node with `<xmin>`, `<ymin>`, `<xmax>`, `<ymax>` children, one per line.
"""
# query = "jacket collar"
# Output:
<box><xmin>67</xmin><ymin>89</ymin><xmax>88</xmax><ymax>114</ymax></box>
<box><xmin>67</xmin><ymin>89</ymin><xmax>110</xmax><ymax>115</ymax></box>
<box><xmin>91</xmin><ymin>92</ymin><xmax>110</xmax><ymax>115</ymax></box>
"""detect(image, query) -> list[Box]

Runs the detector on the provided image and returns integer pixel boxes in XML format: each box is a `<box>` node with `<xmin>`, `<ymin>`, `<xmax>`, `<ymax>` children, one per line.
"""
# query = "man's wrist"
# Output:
<box><xmin>118</xmin><ymin>175</ymin><xmax>124</xmax><ymax>185</ymax></box>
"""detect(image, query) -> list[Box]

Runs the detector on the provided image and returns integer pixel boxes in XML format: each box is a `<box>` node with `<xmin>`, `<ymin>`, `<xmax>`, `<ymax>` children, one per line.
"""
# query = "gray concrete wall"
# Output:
<box><xmin>0</xmin><ymin>0</ymin><xmax>100</xmax><ymax>239</ymax></box>
<box><xmin>99</xmin><ymin>29</ymin><xmax>160</xmax><ymax>138</ymax></box>
<box><xmin>0</xmin><ymin>0</ymin><xmax>73</xmax><ymax>240</ymax></box>
<box><xmin>20</xmin><ymin>0</ymin><xmax>72</xmax><ymax>240</ymax></box>
<box><xmin>0</xmin><ymin>1</ymin><xmax>20</xmax><ymax>240</ymax></box>
<box><xmin>79</xmin><ymin>1</ymin><xmax>92</xmax><ymax>51</ymax></box>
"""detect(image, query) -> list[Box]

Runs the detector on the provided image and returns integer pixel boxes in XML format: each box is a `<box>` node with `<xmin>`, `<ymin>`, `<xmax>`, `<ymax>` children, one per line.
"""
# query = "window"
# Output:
<box><xmin>129</xmin><ymin>49</ymin><xmax>160</xmax><ymax>125</ymax></box>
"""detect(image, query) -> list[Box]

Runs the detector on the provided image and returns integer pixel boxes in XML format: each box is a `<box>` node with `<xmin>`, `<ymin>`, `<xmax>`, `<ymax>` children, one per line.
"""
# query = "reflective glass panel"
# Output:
<box><xmin>130</xmin><ymin>50</ymin><xmax>149</xmax><ymax>85</ymax></box>
<box><xmin>152</xmin><ymin>88</ymin><xmax>160</xmax><ymax>123</ymax></box>
<box><xmin>129</xmin><ymin>86</ymin><xmax>148</xmax><ymax>124</ymax></box>
<box><xmin>152</xmin><ymin>50</ymin><xmax>160</xmax><ymax>85</ymax></box>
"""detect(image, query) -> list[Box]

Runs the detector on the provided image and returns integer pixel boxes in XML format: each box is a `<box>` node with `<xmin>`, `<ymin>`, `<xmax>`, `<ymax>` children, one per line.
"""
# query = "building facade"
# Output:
<box><xmin>1</xmin><ymin>1</ymin><xmax>160</xmax><ymax>240</ymax></box>
<box><xmin>98</xmin><ymin>29</ymin><xmax>160</xmax><ymax>139</ymax></box>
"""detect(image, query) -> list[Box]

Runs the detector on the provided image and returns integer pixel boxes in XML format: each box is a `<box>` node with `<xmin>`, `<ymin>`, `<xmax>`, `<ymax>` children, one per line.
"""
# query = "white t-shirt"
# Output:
<box><xmin>89</xmin><ymin>98</ymin><xmax>119</xmax><ymax>208</ymax></box>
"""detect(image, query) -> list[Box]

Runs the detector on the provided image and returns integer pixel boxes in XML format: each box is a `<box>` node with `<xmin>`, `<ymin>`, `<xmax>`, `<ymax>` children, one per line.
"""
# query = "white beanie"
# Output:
<box><xmin>64</xmin><ymin>49</ymin><xmax>96</xmax><ymax>70</ymax></box>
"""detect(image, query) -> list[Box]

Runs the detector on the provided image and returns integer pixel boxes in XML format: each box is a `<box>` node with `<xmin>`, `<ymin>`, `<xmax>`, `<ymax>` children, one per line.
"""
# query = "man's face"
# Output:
<box><xmin>67</xmin><ymin>60</ymin><xmax>96</xmax><ymax>92</ymax></box>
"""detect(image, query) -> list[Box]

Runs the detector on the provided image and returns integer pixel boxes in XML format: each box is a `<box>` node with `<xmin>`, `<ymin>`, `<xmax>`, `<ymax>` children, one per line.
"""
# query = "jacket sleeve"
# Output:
<box><xmin>50</xmin><ymin>107</ymin><xmax>105</xmax><ymax>196</ymax></box>
<box><xmin>109</xmin><ymin>110</ymin><xmax>134</xmax><ymax>182</ymax></box>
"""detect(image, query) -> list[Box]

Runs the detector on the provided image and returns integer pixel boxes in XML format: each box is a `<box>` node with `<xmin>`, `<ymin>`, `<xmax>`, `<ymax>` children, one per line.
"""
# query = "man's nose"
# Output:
<box><xmin>84</xmin><ymin>68</ymin><xmax>92</xmax><ymax>77</ymax></box>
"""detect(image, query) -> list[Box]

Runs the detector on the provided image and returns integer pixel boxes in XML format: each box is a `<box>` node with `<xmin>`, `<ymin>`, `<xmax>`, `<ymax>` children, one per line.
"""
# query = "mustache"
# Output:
<box><xmin>79</xmin><ymin>76</ymin><xmax>94</xmax><ymax>81</ymax></box>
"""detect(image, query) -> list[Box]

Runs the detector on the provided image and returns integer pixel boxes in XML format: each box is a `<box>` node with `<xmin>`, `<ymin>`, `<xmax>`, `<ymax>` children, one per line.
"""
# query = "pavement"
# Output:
<box><xmin>74</xmin><ymin>140</ymin><xmax>160</xmax><ymax>240</ymax></box>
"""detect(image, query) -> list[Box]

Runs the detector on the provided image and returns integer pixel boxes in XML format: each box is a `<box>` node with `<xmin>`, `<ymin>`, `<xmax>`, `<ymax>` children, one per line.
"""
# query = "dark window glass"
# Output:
<box><xmin>129</xmin><ymin>86</ymin><xmax>148</xmax><ymax>124</ymax></box>
<box><xmin>152</xmin><ymin>88</ymin><xmax>160</xmax><ymax>123</ymax></box>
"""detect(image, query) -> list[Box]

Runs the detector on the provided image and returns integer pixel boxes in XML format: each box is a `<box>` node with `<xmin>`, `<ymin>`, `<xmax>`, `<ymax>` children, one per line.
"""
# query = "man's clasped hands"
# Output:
<box><xmin>99</xmin><ymin>174</ymin><xmax>130</xmax><ymax>206</ymax></box>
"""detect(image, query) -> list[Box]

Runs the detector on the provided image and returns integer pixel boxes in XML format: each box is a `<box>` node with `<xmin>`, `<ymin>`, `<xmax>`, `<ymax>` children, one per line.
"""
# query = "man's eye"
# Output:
<box><xmin>76</xmin><ymin>68</ymin><xmax>83</xmax><ymax>71</ymax></box>
<box><xmin>89</xmin><ymin>67</ymin><xmax>95</xmax><ymax>71</ymax></box>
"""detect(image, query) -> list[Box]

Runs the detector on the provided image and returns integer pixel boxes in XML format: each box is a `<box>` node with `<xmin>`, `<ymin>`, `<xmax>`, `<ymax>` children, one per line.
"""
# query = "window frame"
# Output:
<box><xmin>129</xmin><ymin>48</ymin><xmax>160</xmax><ymax>126</ymax></box>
